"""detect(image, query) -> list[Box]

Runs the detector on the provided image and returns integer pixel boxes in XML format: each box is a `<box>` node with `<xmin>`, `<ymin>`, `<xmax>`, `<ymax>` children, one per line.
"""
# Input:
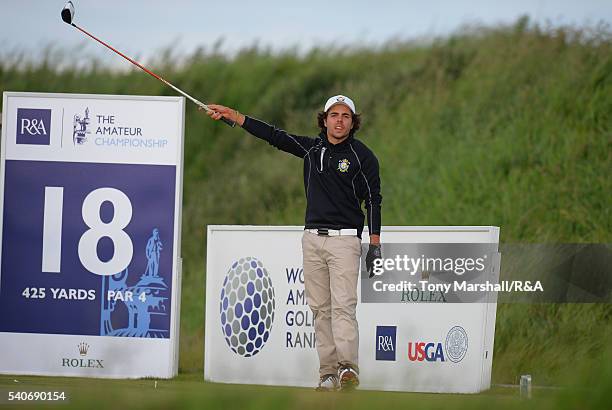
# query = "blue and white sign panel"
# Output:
<box><xmin>205</xmin><ymin>226</ymin><xmax>500</xmax><ymax>393</ymax></box>
<box><xmin>0</xmin><ymin>92</ymin><xmax>184</xmax><ymax>378</ymax></box>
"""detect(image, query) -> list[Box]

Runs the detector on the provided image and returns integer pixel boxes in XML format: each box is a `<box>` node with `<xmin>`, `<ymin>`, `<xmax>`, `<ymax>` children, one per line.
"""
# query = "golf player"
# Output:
<box><xmin>204</xmin><ymin>95</ymin><xmax>382</xmax><ymax>391</ymax></box>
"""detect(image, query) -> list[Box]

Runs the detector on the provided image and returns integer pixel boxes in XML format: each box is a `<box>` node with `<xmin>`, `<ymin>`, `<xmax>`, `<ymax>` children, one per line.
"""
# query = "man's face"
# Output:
<box><xmin>324</xmin><ymin>104</ymin><xmax>353</xmax><ymax>143</ymax></box>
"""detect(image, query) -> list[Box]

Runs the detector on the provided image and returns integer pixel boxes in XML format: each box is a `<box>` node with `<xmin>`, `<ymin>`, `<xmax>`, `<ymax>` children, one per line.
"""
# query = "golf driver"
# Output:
<box><xmin>61</xmin><ymin>1</ymin><xmax>235</xmax><ymax>127</ymax></box>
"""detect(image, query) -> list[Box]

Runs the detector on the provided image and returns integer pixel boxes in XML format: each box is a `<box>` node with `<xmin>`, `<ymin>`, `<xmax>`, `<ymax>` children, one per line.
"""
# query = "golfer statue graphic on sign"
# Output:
<box><xmin>144</xmin><ymin>228</ymin><xmax>163</xmax><ymax>277</ymax></box>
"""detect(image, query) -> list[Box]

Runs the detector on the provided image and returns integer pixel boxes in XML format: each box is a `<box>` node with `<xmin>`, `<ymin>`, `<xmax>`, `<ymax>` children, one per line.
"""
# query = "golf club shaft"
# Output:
<box><xmin>71</xmin><ymin>23</ymin><xmax>235</xmax><ymax>127</ymax></box>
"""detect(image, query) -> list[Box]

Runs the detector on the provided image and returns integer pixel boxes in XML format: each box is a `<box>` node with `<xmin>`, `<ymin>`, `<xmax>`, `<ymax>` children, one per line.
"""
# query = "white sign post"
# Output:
<box><xmin>205</xmin><ymin>225</ymin><xmax>500</xmax><ymax>393</ymax></box>
<box><xmin>0</xmin><ymin>92</ymin><xmax>184</xmax><ymax>378</ymax></box>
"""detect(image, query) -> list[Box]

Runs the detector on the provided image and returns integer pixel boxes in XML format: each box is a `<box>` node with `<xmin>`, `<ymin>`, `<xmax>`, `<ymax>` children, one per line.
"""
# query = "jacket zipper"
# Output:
<box><xmin>319</xmin><ymin>147</ymin><xmax>326</xmax><ymax>172</ymax></box>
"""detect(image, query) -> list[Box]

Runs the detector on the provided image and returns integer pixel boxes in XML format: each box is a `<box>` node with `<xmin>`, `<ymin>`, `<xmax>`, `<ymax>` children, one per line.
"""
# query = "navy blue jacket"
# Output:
<box><xmin>242</xmin><ymin>116</ymin><xmax>382</xmax><ymax>238</ymax></box>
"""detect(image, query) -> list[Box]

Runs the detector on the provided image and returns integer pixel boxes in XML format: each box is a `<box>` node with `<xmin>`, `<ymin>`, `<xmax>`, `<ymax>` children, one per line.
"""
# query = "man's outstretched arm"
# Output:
<box><xmin>202</xmin><ymin>104</ymin><xmax>317</xmax><ymax>158</ymax></box>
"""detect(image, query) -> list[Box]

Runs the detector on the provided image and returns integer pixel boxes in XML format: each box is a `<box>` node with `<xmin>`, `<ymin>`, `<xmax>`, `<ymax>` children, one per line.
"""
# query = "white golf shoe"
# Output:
<box><xmin>316</xmin><ymin>374</ymin><xmax>339</xmax><ymax>392</ymax></box>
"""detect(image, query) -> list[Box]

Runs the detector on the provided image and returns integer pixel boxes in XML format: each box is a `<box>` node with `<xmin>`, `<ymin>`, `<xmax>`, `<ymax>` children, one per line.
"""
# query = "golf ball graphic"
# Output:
<box><xmin>220</xmin><ymin>257</ymin><xmax>275</xmax><ymax>357</ymax></box>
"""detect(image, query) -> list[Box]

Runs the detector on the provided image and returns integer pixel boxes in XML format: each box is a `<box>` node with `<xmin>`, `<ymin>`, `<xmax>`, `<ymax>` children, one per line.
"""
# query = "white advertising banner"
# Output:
<box><xmin>205</xmin><ymin>226</ymin><xmax>500</xmax><ymax>393</ymax></box>
<box><xmin>0</xmin><ymin>92</ymin><xmax>184</xmax><ymax>378</ymax></box>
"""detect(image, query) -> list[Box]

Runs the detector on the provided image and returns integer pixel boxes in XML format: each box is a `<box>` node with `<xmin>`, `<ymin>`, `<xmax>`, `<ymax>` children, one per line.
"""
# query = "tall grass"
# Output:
<box><xmin>1</xmin><ymin>18</ymin><xmax>610</xmax><ymax>384</ymax></box>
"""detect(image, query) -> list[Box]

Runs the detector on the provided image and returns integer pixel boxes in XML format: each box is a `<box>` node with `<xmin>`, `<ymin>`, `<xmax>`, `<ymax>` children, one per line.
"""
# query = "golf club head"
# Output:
<box><xmin>61</xmin><ymin>1</ymin><xmax>75</xmax><ymax>25</ymax></box>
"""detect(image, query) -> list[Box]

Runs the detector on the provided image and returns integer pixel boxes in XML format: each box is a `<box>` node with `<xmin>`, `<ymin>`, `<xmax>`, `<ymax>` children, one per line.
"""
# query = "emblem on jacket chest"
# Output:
<box><xmin>337</xmin><ymin>158</ymin><xmax>351</xmax><ymax>173</ymax></box>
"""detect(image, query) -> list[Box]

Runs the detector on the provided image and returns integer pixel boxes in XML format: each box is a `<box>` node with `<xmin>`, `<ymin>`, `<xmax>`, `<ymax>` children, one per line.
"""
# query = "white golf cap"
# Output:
<box><xmin>324</xmin><ymin>95</ymin><xmax>356</xmax><ymax>113</ymax></box>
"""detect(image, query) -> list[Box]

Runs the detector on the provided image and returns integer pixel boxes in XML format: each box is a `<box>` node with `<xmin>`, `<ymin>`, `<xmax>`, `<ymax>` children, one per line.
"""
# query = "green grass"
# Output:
<box><xmin>1</xmin><ymin>16</ymin><xmax>610</xmax><ymax>400</ymax></box>
<box><xmin>1</xmin><ymin>354</ymin><xmax>611</xmax><ymax>410</ymax></box>
<box><xmin>1</xmin><ymin>374</ymin><xmax>529</xmax><ymax>409</ymax></box>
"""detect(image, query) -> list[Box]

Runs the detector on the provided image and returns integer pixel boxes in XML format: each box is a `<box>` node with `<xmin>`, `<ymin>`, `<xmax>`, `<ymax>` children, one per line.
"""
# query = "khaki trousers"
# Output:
<box><xmin>301</xmin><ymin>231</ymin><xmax>362</xmax><ymax>376</ymax></box>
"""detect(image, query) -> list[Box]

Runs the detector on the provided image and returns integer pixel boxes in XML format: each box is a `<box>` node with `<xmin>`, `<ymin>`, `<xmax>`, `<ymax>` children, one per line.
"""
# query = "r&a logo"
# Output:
<box><xmin>375</xmin><ymin>325</ymin><xmax>396</xmax><ymax>361</ymax></box>
<box><xmin>16</xmin><ymin>108</ymin><xmax>51</xmax><ymax>145</ymax></box>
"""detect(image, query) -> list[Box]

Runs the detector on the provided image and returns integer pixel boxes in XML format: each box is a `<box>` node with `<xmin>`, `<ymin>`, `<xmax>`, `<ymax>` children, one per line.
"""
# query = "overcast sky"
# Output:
<box><xmin>1</xmin><ymin>0</ymin><xmax>611</xmax><ymax>65</ymax></box>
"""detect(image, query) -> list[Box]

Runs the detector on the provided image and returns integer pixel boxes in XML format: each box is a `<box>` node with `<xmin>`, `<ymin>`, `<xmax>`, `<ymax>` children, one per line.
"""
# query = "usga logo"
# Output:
<box><xmin>16</xmin><ymin>108</ymin><xmax>51</xmax><ymax>145</ymax></box>
<box><xmin>407</xmin><ymin>326</ymin><xmax>468</xmax><ymax>363</ymax></box>
<box><xmin>408</xmin><ymin>341</ymin><xmax>446</xmax><ymax>362</ymax></box>
<box><xmin>61</xmin><ymin>342</ymin><xmax>104</xmax><ymax>369</ymax></box>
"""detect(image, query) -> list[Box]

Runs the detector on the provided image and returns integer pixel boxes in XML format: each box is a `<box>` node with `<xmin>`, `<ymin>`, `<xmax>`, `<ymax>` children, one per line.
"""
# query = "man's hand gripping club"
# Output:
<box><xmin>200</xmin><ymin>104</ymin><xmax>246</xmax><ymax>127</ymax></box>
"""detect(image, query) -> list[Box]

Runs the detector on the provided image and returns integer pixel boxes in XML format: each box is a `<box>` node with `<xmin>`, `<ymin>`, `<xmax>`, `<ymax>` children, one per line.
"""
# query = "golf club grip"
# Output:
<box><xmin>221</xmin><ymin>116</ymin><xmax>236</xmax><ymax>127</ymax></box>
